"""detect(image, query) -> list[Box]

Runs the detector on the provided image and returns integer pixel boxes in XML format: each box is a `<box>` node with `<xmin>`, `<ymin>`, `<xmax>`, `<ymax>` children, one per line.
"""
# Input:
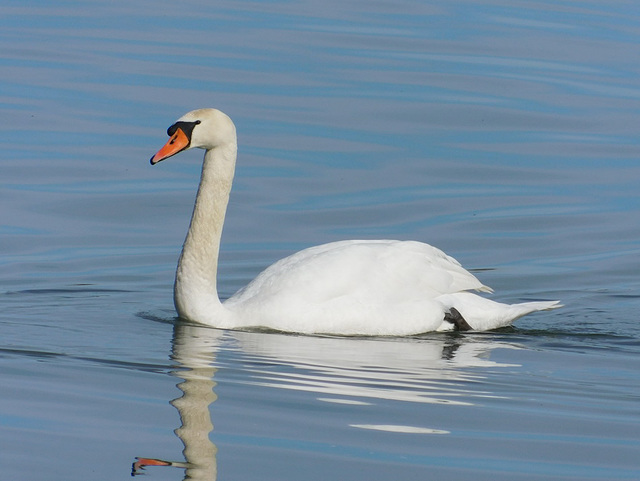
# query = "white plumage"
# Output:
<box><xmin>150</xmin><ymin>108</ymin><xmax>561</xmax><ymax>335</ymax></box>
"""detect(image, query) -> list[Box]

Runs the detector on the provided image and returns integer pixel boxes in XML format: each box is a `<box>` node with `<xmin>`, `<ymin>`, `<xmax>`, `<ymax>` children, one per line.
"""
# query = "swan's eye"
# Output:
<box><xmin>167</xmin><ymin>120</ymin><xmax>200</xmax><ymax>139</ymax></box>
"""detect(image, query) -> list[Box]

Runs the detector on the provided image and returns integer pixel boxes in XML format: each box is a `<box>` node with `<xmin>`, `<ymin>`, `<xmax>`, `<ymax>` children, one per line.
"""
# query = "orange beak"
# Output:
<box><xmin>132</xmin><ymin>457</ymin><xmax>175</xmax><ymax>476</ymax></box>
<box><xmin>150</xmin><ymin>128</ymin><xmax>190</xmax><ymax>165</ymax></box>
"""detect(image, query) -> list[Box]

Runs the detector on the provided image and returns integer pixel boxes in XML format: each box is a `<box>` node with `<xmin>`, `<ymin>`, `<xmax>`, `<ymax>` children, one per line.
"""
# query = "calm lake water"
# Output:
<box><xmin>2</xmin><ymin>1</ymin><xmax>640</xmax><ymax>480</ymax></box>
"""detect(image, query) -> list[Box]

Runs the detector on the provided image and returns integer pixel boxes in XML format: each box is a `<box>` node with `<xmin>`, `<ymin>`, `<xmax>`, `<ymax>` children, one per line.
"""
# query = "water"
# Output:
<box><xmin>2</xmin><ymin>1</ymin><xmax>640</xmax><ymax>479</ymax></box>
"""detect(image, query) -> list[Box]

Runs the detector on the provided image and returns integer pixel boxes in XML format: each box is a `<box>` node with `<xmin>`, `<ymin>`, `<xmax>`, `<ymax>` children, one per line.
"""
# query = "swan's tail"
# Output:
<box><xmin>513</xmin><ymin>300</ymin><xmax>563</xmax><ymax>314</ymax></box>
<box><xmin>437</xmin><ymin>293</ymin><xmax>562</xmax><ymax>331</ymax></box>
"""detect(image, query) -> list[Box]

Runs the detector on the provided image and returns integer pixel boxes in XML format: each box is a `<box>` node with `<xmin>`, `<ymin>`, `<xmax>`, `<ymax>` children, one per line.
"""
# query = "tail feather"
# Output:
<box><xmin>506</xmin><ymin>300</ymin><xmax>562</xmax><ymax>324</ymax></box>
<box><xmin>514</xmin><ymin>300</ymin><xmax>563</xmax><ymax>313</ymax></box>
<box><xmin>437</xmin><ymin>293</ymin><xmax>562</xmax><ymax>331</ymax></box>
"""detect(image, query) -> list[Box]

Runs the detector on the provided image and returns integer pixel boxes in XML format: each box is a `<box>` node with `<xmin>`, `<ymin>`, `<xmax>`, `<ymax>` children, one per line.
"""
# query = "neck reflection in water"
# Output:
<box><xmin>133</xmin><ymin>326</ymin><xmax>521</xmax><ymax>479</ymax></box>
<box><xmin>133</xmin><ymin>324</ymin><xmax>222</xmax><ymax>479</ymax></box>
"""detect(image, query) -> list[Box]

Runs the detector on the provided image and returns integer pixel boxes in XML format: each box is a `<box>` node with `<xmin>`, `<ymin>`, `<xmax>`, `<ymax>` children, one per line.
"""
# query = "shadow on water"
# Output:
<box><xmin>131</xmin><ymin>321</ymin><xmax>528</xmax><ymax>479</ymax></box>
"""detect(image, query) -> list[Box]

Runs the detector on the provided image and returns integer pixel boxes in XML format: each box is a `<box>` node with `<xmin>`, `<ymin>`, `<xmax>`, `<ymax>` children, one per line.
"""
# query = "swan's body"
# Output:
<box><xmin>150</xmin><ymin>108</ymin><xmax>561</xmax><ymax>335</ymax></box>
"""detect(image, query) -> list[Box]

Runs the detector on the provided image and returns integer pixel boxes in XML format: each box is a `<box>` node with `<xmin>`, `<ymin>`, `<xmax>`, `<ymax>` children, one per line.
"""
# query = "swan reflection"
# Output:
<box><xmin>133</xmin><ymin>324</ymin><xmax>222</xmax><ymax>479</ymax></box>
<box><xmin>133</xmin><ymin>326</ymin><xmax>520</xmax><ymax>478</ymax></box>
<box><xmin>235</xmin><ymin>332</ymin><xmax>520</xmax><ymax>407</ymax></box>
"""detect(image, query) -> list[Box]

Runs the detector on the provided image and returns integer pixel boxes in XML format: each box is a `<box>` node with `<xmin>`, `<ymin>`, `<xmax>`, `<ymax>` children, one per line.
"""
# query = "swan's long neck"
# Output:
<box><xmin>174</xmin><ymin>141</ymin><xmax>237</xmax><ymax>322</ymax></box>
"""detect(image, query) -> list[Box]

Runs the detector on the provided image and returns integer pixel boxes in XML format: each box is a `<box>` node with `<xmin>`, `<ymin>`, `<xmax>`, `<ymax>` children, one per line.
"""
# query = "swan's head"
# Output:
<box><xmin>150</xmin><ymin>108</ymin><xmax>236</xmax><ymax>165</ymax></box>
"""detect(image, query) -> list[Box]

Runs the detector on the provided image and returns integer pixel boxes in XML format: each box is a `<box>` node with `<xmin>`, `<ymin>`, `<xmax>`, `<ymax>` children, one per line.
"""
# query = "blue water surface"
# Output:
<box><xmin>1</xmin><ymin>1</ymin><xmax>640</xmax><ymax>480</ymax></box>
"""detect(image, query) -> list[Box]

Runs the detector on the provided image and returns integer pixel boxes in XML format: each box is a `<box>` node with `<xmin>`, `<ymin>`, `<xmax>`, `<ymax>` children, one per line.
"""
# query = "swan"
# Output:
<box><xmin>150</xmin><ymin>108</ymin><xmax>561</xmax><ymax>335</ymax></box>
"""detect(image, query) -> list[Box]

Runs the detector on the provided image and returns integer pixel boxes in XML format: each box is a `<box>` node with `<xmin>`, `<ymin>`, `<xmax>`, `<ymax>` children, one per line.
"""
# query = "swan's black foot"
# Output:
<box><xmin>444</xmin><ymin>307</ymin><xmax>473</xmax><ymax>331</ymax></box>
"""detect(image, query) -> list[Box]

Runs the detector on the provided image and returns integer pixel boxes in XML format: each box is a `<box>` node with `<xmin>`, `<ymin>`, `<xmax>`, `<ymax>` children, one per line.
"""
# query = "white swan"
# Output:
<box><xmin>150</xmin><ymin>108</ymin><xmax>561</xmax><ymax>335</ymax></box>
